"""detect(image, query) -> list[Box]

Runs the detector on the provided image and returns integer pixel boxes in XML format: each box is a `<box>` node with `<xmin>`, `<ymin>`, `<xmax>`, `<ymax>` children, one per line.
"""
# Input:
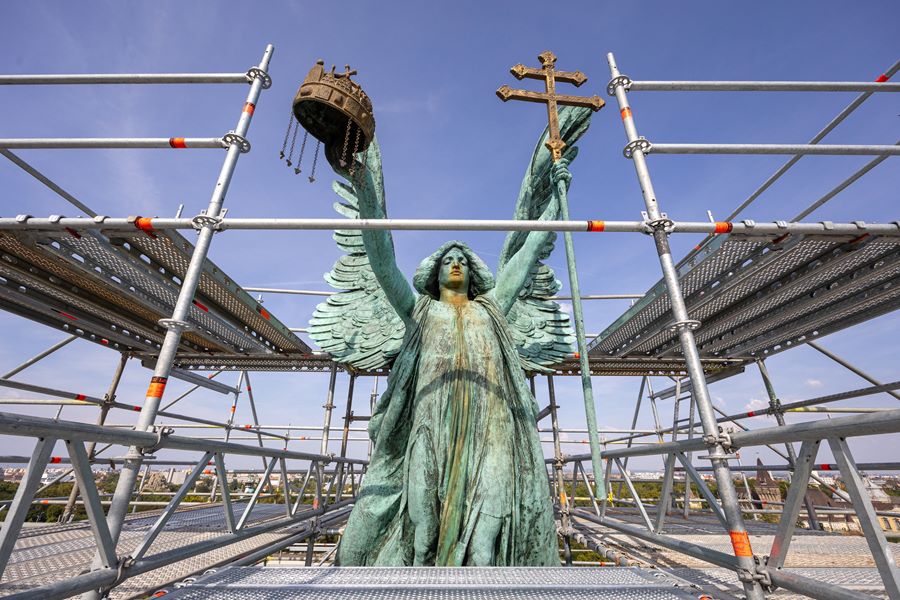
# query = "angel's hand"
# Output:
<box><xmin>550</xmin><ymin>158</ymin><xmax>573</xmax><ymax>190</ymax></box>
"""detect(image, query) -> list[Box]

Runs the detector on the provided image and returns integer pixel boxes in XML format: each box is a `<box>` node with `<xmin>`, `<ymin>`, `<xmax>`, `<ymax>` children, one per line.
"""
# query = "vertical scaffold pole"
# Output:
<box><xmin>606</xmin><ymin>52</ymin><xmax>765</xmax><ymax>600</ymax></box>
<box><xmin>61</xmin><ymin>352</ymin><xmax>128</xmax><ymax>523</ymax></box>
<box><xmin>547</xmin><ymin>375</ymin><xmax>572</xmax><ymax>565</ymax></box>
<box><xmin>335</xmin><ymin>374</ymin><xmax>356</xmax><ymax>502</ymax></box>
<box><xmin>81</xmin><ymin>44</ymin><xmax>273</xmax><ymax>600</ymax></box>
<box><xmin>757</xmin><ymin>359</ymin><xmax>820</xmax><ymax>530</ymax></box>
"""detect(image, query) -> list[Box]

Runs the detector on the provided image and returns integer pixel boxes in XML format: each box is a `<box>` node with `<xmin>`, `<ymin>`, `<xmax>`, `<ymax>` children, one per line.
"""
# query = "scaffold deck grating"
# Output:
<box><xmin>589</xmin><ymin>231</ymin><xmax>900</xmax><ymax>361</ymax></box>
<box><xmin>0</xmin><ymin>227</ymin><xmax>310</xmax><ymax>359</ymax></box>
<box><xmin>165</xmin><ymin>567</ymin><xmax>701</xmax><ymax>599</ymax></box>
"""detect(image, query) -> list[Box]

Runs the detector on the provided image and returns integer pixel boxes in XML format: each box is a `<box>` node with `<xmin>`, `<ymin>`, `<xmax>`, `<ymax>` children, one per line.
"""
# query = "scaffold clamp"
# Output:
<box><xmin>144</xmin><ymin>425</ymin><xmax>174</xmax><ymax>454</ymax></box>
<box><xmin>191</xmin><ymin>213</ymin><xmax>222</xmax><ymax>230</ymax></box>
<box><xmin>223</xmin><ymin>132</ymin><xmax>251</xmax><ymax>153</ymax></box>
<box><xmin>245</xmin><ymin>66</ymin><xmax>272</xmax><ymax>89</ymax></box>
<box><xmin>668</xmin><ymin>319</ymin><xmax>701</xmax><ymax>332</ymax></box>
<box><xmin>641</xmin><ymin>212</ymin><xmax>674</xmax><ymax>234</ymax></box>
<box><xmin>606</xmin><ymin>74</ymin><xmax>632</xmax><ymax>96</ymax></box>
<box><xmin>623</xmin><ymin>137</ymin><xmax>652</xmax><ymax>158</ymax></box>
<box><xmin>158</xmin><ymin>318</ymin><xmax>194</xmax><ymax>332</ymax></box>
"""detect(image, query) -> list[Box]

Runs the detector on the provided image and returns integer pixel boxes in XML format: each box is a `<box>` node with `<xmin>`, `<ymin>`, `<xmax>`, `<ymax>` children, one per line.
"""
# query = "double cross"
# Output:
<box><xmin>497</xmin><ymin>51</ymin><xmax>605</xmax><ymax>162</ymax></box>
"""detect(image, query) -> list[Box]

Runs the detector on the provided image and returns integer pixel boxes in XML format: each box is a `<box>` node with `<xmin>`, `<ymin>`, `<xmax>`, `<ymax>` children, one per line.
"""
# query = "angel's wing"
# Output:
<box><xmin>308</xmin><ymin>146</ymin><xmax>406</xmax><ymax>371</ymax></box>
<box><xmin>498</xmin><ymin>106</ymin><xmax>593</xmax><ymax>367</ymax></box>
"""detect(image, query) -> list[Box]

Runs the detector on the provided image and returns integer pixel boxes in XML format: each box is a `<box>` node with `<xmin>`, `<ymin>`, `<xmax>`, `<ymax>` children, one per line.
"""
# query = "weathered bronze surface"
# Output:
<box><xmin>293</xmin><ymin>60</ymin><xmax>375</xmax><ymax>171</ymax></box>
<box><xmin>496</xmin><ymin>51</ymin><xmax>604</xmax><ymax>162</ymax></box>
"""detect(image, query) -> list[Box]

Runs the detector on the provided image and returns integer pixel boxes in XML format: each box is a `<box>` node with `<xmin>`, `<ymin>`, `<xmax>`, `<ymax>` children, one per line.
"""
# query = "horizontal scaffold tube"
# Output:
<box><xmin>1</xmin><ymin>216</ymin><xmax>898</xmax><ymax>236</ymax></box>
<box><xmin>0</xmin><ymin>73</ymin><xmax>251</xmax><ymax>85</ymax></box>
<box><xmin>0</xmin><ymin>411</ymin><xmax>368</xmax><ymax>465</ymax></box>
<box><xmin>649</xmin><ymin>143</ymin><xmax>900</xmax><ymax>156</ymax></box>
<box><xmin>628</xmin><ymin>80</ymin><xmax>900</xmax><ymax>92</ymax></box>
<box><xmin>0</xmin><ymin>138</ymin><xmax>225</xmax><ymax>149</ymax></box>
<box><xmin>566</xmin><ymin>407</ymin><xmax>900</xmax><ymax>462</ymax></box>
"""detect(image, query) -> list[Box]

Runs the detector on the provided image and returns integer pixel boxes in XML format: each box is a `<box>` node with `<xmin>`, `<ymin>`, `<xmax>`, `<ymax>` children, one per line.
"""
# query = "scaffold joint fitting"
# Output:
<box><xmin>223</xmin><ymin>132</ymin><xmax>251</xmax><ymax>153</ymax></box>
<box><xmin>158</xmin><ymin>318</ymin><xmax>194</xmax><ymax>332</ymax></box>
<box><xmin>668</xmin><ymin>319</ymin><xmax>701</xmax><ymax>332</ymax></box>
<box><xmin>245</xmin><ymin>66</ymin><xmax>272</xmax><ymax>89</ymax></box>
<box><xmin>606</xmin><ymin>74</ymin><xmax>633</xmax><ymax>96</ymax></box>
<box><xmin>191</xmin><ymin>213</ymin><xmax>222</xmax><ymax>231</ymax></box>
<box><xmin>642</xmin><ymin>214</ymin><xmax>675</xmax><ymax>234</ymax></box>
<box><xmin>624</xmin><ymin>137</ymin><xmax>652</xmax><ymax>158</ymax></box>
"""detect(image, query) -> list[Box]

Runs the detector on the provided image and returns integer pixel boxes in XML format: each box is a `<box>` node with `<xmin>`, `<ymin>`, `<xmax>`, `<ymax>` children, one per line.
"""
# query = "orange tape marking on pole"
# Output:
<box><xmin>587</xmin><ymin>220</ymin><xmax>605</xmax><ymax>232</ymax></box>
<box><xmin>714</xmin><ymin>222</ymin><xmax>733</xmax><ymax>234</ymax></box>
<box><xmin>134</xmin><ymin>217</ymin><xmax>157</xmax><ymax>238</ymax></box>
<box><xmin>168</xmin><ymin>137</ymin><xmax>187</xmax><ymax>149</ymax></box>
<box><xmin>243</xmin><ymin>102</ymin><xmax>256</xmax><ymax>115</ymax></box>
<box><xmin>146</xmin><ymin>376</ymin><xmax>168</xmax><ymax>400</ymax></box>
<box><xmin>729</xmin><ymin>530</ymin><xmax>753</xmax><ymax>557</ymax></box>
<box><xmin>560</xmin><ymin>491</ymin><xmax>568</xmax><ymax>506</ymax></box>
<box><xmin>620</xmin><ymin>107</ymin><xmax>632</xmax><ymax>120</ymax></box>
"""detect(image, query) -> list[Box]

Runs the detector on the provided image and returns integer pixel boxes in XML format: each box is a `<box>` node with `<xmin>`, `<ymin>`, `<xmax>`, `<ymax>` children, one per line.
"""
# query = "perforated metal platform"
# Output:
<box><xmin>166</xmin><ymin>567</ymin><xmax>701</xmax><ymax>599</ymax></box>
<box><xmin>589</xmin><ymin>231</ymin><xmax>900</xmax><ymax>361</ymax></box>
<box><xmin>0</xmin><ymin>228</ymin><xmax>311</xmax><ymax>359</ymax></box>
<box><xmin>0</xmin><ymin>501</ymin><xmax>303</xmax><ymax>598</ymax></box>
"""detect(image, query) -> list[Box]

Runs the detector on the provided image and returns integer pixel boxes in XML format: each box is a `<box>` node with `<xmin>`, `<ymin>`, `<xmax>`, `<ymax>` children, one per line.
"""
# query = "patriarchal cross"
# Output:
<box><xmin>497</xmin><ymin>51</ymin><xmax>605</xmax><ymax>161</ymax></box>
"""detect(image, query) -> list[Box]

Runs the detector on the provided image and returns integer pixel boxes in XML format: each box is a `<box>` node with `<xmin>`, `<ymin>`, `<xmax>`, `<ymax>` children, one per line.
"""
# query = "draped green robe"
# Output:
<box><xmin>336</xmin><ymin>294</ymin><xmax>558</xmax><ymax>566</ymax></box>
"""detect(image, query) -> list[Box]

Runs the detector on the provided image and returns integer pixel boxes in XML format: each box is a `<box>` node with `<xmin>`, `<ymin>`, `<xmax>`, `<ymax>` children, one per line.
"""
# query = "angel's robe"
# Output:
<box><xmin>336</xmin><ymin>294</ymin><xmax>558</xmax><ymax>566</ymax></box>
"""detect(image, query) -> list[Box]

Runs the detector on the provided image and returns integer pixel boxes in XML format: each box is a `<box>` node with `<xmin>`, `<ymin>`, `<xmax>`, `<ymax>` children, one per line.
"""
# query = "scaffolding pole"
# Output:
<box><xmin>79</xmin><ymin>44</ymin><xmax>273</xmax><ymax>600</ymax></box>
<box><xmin>608</xmin><ymin>51</ymin><xmax>765</xmax><ymax>600</ymax></box>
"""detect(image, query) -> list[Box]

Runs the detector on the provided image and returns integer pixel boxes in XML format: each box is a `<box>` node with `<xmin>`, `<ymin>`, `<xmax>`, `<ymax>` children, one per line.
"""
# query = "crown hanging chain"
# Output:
<box><xmin>308</xmin><ymin>140</ymin><xmax>321</xmax><ymax>183</ymax></box>
<box><xmin>348</xmin><ymin>124</ymin><xmax>363</xmax><ymax>177</ymax></box>
<box><xmin>286</xmin><ymin>119</ymin><xmax>300</xmax><ymax>167</ymax></box>
<box><xmin>279</xmin><ymin>110</ymin><xmax>296</xmax><ymax>161</ymax></box>
<box><xmin>295</xmin><ymin>130</ymin><xmax>309</xmax><ymax>175</ymax></box>
<box><xmin>339</xmin><ymin>117</ymin><xmax>353</xmax><ymax>168</ymax></box>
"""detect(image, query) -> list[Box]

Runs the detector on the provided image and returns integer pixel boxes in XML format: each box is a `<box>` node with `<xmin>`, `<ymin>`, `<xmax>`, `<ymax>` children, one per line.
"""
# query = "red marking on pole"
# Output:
<box><xmin>620</xmin><ymin>107</ymin><xmax>632</xmax><ymax>120</ymax></box>
<box><xmin>40</xmin><ymin>500</ymin><xmax>50</xmax><ymax>504</ymax></box>
<box><xmin>168</xmin><ymin>137</ymin><xmax>187</xmax><ymax>149</ymax></box>
<box><xmin>729</xmin><ymin>530</ymin><xmax>753</xmax><ymax>557</ymax></box>
<box><xmin>230</xmin><ymin>406</ymin><xmax>236</xmax><ymax>413</ymax></box>
<box><xmin>64</xmin><ymin>227</ymin><xmax>82</xmax><ymax>239</ymax></box>
<box><xmin>587</xmin><ymin>220</ymin><xmax>605</xmax><ymax>232</ymax></box>
<box><xmin>875</xmin><ymin>74</ymin><xmax>889</xmax><ymax>83</ymax></box>
<box><xmin>746</xmin><ymin>410</ymin><xmax>755</xmax><ymax>417</ymax></box>
<box><xmin>75</xmin><ymin>394</ymin><xmax>86</xmax><ymax>401</ymax></box>
<box><xmin>192</xmin><ymin>299</ymin><xmax>209</xmax><ymax>312</ymax></box>
<box><xmin>152</xmin><ymin>591</ymin><xmax>168</xmax><ymax>598</ymax></box>
<box><xmin>146</xmin><ymin>376</ymin><xmax>167</xmax><ymax>400</ymax></box>
<box><xmin>208</xmin><ymin>460</ymin><xmax>214</xmax><ymax>465</ymax></box>
<box><xmin>257</xmin><ymin>306</ymin><xmax>271</xmax><ymax>320</ymax></box>
<box><xmin>243</xmin><ymin>102</ymin><xmax>256</xmax><ymax>115</ymax></box>
<box><xmin>772</xmin><ymin>233</ymin><xmax>790</xmax><ymax>245</ymax></box>
<box><xmin>100</xmin><ymin>338</ymin><xmax>109</xmax><ymax>345</ymax></box>
<box><xmin>694</xmin><ymin>245</ymin><xmax>702</xmax><ymax>251</ymax></box>
<box><xmin>55</xmin><ymin>310</ymin><xmax>77</xmax><ymax>321</ymax></box>
<box><xmin>820</xmin><ymin>463</ymin><xmax>832</xmax><ymax>471</ymax></box>
<box><xmin>848</xmin><ymin>232</ymin><xmax>870</xmax><ymax>245</ymax></box>
<box><xmin>714</xmin><ymin>222</ymin><xmax>733</xmax><ymax>234</ymax></box>
<box><xmin>203</xmin><ymin>469</ymin><xmax>213</xmax><ymax>475</ymax></box>
<box><xmin>244</xmin><ymin>424</ymin><xmax>252</xmax><ymax>429</ymax></box>
<box><xmin>247</xmin><ymin>385</ymin><xmax>252</xmax><ymax>391</ymax></box>
<box><xmin>133</xmin><ymin>405</ymin><xmax>142</xmax><ymax>411</ymax></box>
<box><xmin>133</xmin><ymin>217</ymin><xmax>157</xmax><ymax>238</ymax></box>
<box><xmin>49</xmin><ymin>456</ymin><xmax>62</xmax><ymax>464</ymax></box>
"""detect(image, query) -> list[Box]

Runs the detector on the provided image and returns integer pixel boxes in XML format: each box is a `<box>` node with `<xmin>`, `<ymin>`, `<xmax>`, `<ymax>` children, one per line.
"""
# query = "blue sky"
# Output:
<box><xmin>0</xmin><ymin>1</ymin><xmax>897</xmax><ymax>472</ymax></box>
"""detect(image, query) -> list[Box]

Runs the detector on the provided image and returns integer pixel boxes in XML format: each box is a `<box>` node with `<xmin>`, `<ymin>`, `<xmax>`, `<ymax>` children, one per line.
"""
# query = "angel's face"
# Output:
<box><xmin>438</xmin><ymin>248</ymin><xmax>470</xmax><ymax>293</ymax></box>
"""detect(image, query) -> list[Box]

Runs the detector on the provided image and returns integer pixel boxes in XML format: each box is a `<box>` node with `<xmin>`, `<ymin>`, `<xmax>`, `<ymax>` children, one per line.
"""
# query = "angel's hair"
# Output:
<box><xmin>413</xmin><ymin>241</ymin><xmax>495</xmax><ymax>300</ymax></box>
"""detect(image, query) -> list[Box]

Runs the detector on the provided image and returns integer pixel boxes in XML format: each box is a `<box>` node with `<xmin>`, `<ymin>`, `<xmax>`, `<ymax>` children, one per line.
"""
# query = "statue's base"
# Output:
<box><xmin>165</xmin><ymin>566</ymin><xmax>698</xmax><ymax>598</ymax></box>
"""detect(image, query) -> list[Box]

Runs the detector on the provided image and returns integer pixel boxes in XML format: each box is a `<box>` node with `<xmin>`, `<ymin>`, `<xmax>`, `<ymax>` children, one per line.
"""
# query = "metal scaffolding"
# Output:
<box><xmin>0</xmin><ymin>45</ymin><xmax>897</xmax><ymax>600</ymax></box>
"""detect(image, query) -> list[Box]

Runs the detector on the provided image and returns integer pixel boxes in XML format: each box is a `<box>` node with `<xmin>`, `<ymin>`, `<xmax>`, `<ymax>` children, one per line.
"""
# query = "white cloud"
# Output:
<box><xmin>805</xmin><ymin>378</ymin><xmax>823</xmax><ymax>388</ymax></box>
<box><xmin>745</xmin><ymin>397</ymin><xmax>768</xmax><ymax>411</ymax></box>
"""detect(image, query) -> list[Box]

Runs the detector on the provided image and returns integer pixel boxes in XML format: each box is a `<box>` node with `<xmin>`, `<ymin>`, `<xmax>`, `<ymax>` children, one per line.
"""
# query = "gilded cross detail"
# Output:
<box><xmin>497</xmin><ymin>51</ymin><xmax>605</xmax><ymax>161</ymax></box>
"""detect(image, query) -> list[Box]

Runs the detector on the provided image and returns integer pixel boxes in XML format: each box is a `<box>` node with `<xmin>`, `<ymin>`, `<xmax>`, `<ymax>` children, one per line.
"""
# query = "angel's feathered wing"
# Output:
<box><xmin>308</xmin><ymin>142</ymin><xmax>406</xmax><ymax>371</ymax></box>
<box><xmin>499</xmin><ymin>106</ymin><xmax>593</xmax><ymax>367</ymax></box>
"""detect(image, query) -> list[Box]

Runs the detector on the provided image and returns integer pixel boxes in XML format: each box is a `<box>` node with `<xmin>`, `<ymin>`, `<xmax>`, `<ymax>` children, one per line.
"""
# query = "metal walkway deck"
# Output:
<box><xmin>576</xmin><ymin>509</ymin><xmax>898</xmax><ymax>599</ymax></box>
<box><xmin>0</xmin><ymin>227</ymin><xmax>310</xmax><ymax>360</ymax></box>
<box><xmin>165</xmin><ymin>567</ymin><xmax>701</xmax><ymax>599</ymax></box>
<box><xmin>589</xmin><ymin>230</ymin><xmax>900</xmax><ymax>362</ymax></box>
<box><xmin>0</xmin><ymin>502</ymin><xmax>301</xmax><ymax>598</ymax></box>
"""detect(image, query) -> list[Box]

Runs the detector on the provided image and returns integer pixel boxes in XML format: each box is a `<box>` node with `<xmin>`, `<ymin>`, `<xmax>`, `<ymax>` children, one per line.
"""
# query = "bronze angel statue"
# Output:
<box><xmin>309</xmin><ymin>107</ymin><xmax>592</xmax><ymax>566</ymax></box>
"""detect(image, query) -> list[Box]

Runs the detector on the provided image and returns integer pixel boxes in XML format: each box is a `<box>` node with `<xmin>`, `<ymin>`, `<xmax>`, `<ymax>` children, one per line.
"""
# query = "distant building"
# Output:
<box><xmin>736</xmin><ymin>459</ymin><xmax>782</xmax><ymax>508</ymax></box>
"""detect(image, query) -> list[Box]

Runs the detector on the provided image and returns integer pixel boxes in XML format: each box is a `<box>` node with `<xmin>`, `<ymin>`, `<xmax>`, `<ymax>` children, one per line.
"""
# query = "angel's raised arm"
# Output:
<box><xmin>336</xmin><ymin>138</ymin><xmax>416</xmax><ymax>323</ymax></box>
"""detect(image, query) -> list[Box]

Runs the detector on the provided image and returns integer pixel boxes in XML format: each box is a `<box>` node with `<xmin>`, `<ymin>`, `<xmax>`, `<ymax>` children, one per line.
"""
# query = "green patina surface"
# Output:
<box><xmin>309</xmin><ymin>107</ymin><xmax>594</xmax><ymax>566</ymax></box>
